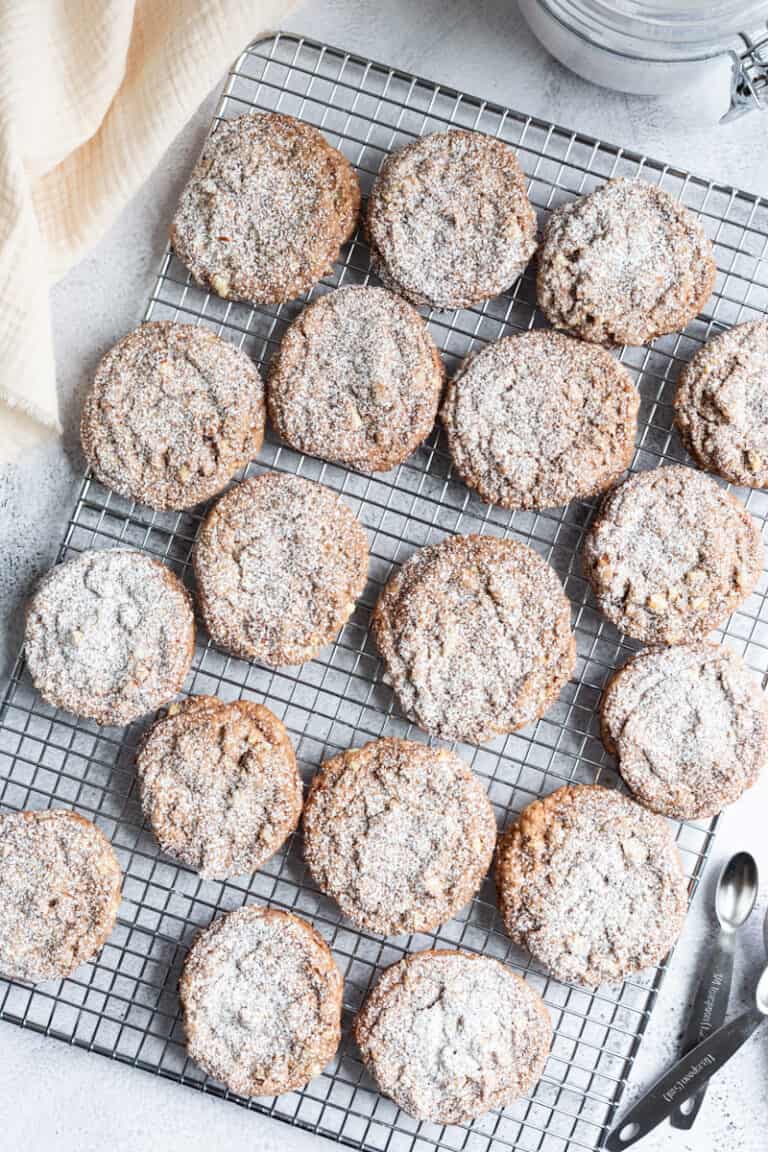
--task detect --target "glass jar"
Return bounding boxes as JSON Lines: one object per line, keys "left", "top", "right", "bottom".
{"left": 519, "top": 0, "right": 768, "bottom": 117}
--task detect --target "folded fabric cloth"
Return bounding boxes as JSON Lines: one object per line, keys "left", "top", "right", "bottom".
{"left": 0, "top": 0, "right": 294, "bottom": 462}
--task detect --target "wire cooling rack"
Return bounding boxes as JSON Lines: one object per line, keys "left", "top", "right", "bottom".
{"left": 2, "top": 30, "right": 768, "bottom": 1152}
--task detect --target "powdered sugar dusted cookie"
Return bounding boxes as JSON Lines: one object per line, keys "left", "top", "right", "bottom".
{"left": 25, "top": 549, "right": 195, "bottom": 726}
{"left": 354, "top": 949, "right": 551, "bottom": 1123}
{"left": 366, "top": 130, "right": 537, "bottom": 310}
{"left": 441, "top": 330, "right": 638, "bottom": 509}
{"left": 180, "top": 905, "right": 342, "bottom": 1096}
{"left": 601, "top": 644, "right": 768, "bottom": 820}
{"left": 137, "top": 697, "right": 302, "bottom": 879}
{"left": 171, "top": 112, "right": 360, "bottom": 304}
{"left": 268, "top": 286, "right": 444, "bottom": 472}
{"left": 496, "top": 785, "right": 688, "bottom": 986}
{"left": 372, "top": 534, "right": 575, "bottom": 743}
{"left": 303, "top": 738, "right": 496, "bottom": 935}
{"left": 674, "top": 319, "right": 768, "bottom": 487}
{"left": 81, "top": 322, "right": 265, "bottom": 511}
{"left": 193, "top": 472, "right": 368, "bottom": 666}
{"left": 537, "top": 179, "right": 716, "bottom": 345}
{"left": 583, "top": 465, "right": 763, "bottom": 644}
{"left": 0, "top": 809, "right": 122, "bottom": 983}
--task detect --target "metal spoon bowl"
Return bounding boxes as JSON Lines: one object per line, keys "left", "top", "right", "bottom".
{"left": 717, "top": 851, "right": 759, "bottom": 931}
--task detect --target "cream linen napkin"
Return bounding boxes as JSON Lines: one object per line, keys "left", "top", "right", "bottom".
{"left": 0, "top": 0, "right": 295, "bottom": 462}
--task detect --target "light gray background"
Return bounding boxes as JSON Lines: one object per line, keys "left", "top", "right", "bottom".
{"left": 2, "top": 2, "right": 767, "bottom": 1149}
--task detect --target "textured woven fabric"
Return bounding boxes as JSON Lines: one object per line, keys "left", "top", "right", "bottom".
{"left": 0, "top": 0, "right": 293, "bottom": 460}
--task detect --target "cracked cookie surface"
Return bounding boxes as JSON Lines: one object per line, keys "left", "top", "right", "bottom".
{"left": 268, "top": 286, "right": 444, "bottom": 472}
{"left": 353, "top": 949, "right": 551, "bottom": 1123}
{"left": 81, "top": 321, "right": 265, "bottom": 511}
{"left": 193, "top": 472, "right": 368, "bottom": 666}
{"left": 137, "top": 696, "right": 302, "bottom": 879}
{"left": 372, "top": 534, "right": 575, "bottom": 743}
{"left": 674, "top": 319, "right": 768, "bottom": 487}
{"left": 537, "top": 178, "right": 716, "bottom": 345}
{"left": 303, "top": 738, "right": 496, "bottom": 935}
{"left": 441, "top": 330, "right": 638, "bottom": 509}
{"left": 180, "top": 905, "right": 342, "bottom": 1096}
{"left": 171, "top": 111, "right": 360, "bottom": 304}
{"left": 365, "top": 130, "right": 537, "bottom": 310}
{"left": 601, "top": 643, "right": 768, "bottom": 820}
{"left": 0, "top": 809, "right": 122, "bottom": 983}
{"left": 582, "top": 465, "right": 763, "bottom": 644}
{"left": 496, "top": 785, "right": 688, "bottom": 987}
{"left": 25, "top": 549, "right": 195, "bottom": 726}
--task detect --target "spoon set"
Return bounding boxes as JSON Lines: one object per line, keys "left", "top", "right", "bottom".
{"left": 607, "top": 852, "right": 763, "bottom": 1148}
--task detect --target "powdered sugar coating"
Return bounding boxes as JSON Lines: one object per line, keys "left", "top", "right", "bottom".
{"left": 303, "top": 738, "right": 496, "bottom": 935}
{"left": 137, "top": 697, "right": 302, "bottom": 879}
{"left": 366, "top": 130, "right": 537, "bottom": 310}
{"left": 353, "top": 949, "right": 551, "bottom": 1123}
{"left": 583, "top": 465, "right": 763, "bottom": 644}
{"left": 268, "top": 286, "right": 444, "bottom": 472}
{"left": 193, "top": 473, "right": 369, "bottom": 666}
{"left": 372, "top": 534, "right": 575, "bottom": 743}
{"left": 441, "top": 330, "right": 638, "bottom": 510}
{"left": 537, "top": 178, "right": 716, "bottom": 345}
{"left": 180, "top": 905, "right": 342, "bottom": 1097}
{"left": 601, "top": 644, "right": 768, "bottom": 820}
{"left": 171, "top": 112, "right": 360, "bottom": 305}
{"left": 81, "top": 322, "right": 265, "bottom": 511}
{"left": 675, "top": 319, "right": 768, "bottom": 487}
{"left": 496, "top": 785, "right": 688, "bottom": 987}
{"left": 25, "top": 549, "right": 195, "bottom": 726}
{"left": 0, "top": 809, "right": 122, "bottom": 983}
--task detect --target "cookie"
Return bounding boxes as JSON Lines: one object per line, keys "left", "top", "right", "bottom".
{"left": 0, "top": 809, "right": 122, "bottom": 983}
{"left": 171, "top": 111, "right": 360, "bottom": 304}
{"left": 601, "top": 643, "right": 768, "bottom": 820}
{"left": 496, "top": 785, "right": 688, "bottom": 986}
{"left": 674, "top": 319, "right": 768, "bottom": 487}
{"left": 537, "top": 178, "right": 716, "bottom": 345}
{"left": 25, "top": 549, "right": 195, "bottom": 726}
{"left": 365, "top": 129, "right": 537, "bottom": 310}
{"left": 441, "top": 330, "right": 638, "bottom": 510}
{"left": 137, "top": 696, "right": 302, "bottom": 879}
{"left": 267, "top": 286, "right": 444, "bottom": 472}
{"left": 193, "top": 472, "right": 368, "bottom": 666}
{"left": 303, "top": 738, "right": 496, "bottom": 935}
{"left": 180, "top": 904, "right": 342, "bottom": 1096}
{"left": 582, "top": 465, "right": 763, "bottom": 644}
{"left": 372, "top": 534, "right": 575, "bottom": 743}
{"left": 81, "top": 321, "right": 265, "bottom": 511}
{"left": 353, "top": 949, "right": 551, "bottom": 1123}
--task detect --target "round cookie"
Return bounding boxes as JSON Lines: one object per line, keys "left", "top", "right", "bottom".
{"left": 601, "top": 643, "right": 768, "bottom": 820}
{"left": 267, "top": 286, "right": 444, "bottom": 472}
{"left": 171, "top": 111, "right": 360, "bottom": 304}
{"left": 365, "top": 129, "right": 537, "bottom": 311}
{"left": 441, "top": 330, "right": 638, "bottom": 510}
{"left": 180, "top": 905, "right": 342, "bottom": 1096}
{"left": 137, "top": 696, "right": 302, "bottom": 879}
{"left": 303, "top": 738, "right": 496, "bottom": 935}
{"left": 0, "top": 809, "right": 122, "bottom": 983}
{"left": 496, "top": 784, "right": 688, "bottom": 987}
{"left": 582, "top": 465, "right": 763, "bottom": 644}
{"left": 353, "top": 949, "right": 552, "bottom": 1123}
{"left": 25, "top": 549, "right": 195, "bottom": 726}
{"left": 372, "top": 534, "right": 575, "bottom": 743}
{"left": 81, "top": 321, "right": 265, "bottom": 511}
{"left": 674, "top": 319, "right": 768, "bottom": 487}
{"left": 194, "top": 472, "right": 368, "bottom": 666}
{"left": 537, "top": 178, "right": 716, "bottom": 345}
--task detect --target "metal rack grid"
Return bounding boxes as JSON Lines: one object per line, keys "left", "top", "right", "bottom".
{"left": 1, "top": 30, "right": 768, "bottom": 1152}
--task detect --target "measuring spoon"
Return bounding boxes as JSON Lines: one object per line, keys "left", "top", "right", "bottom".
{"left": 670, "top": 851, "right": 758, "bottom": 1129}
